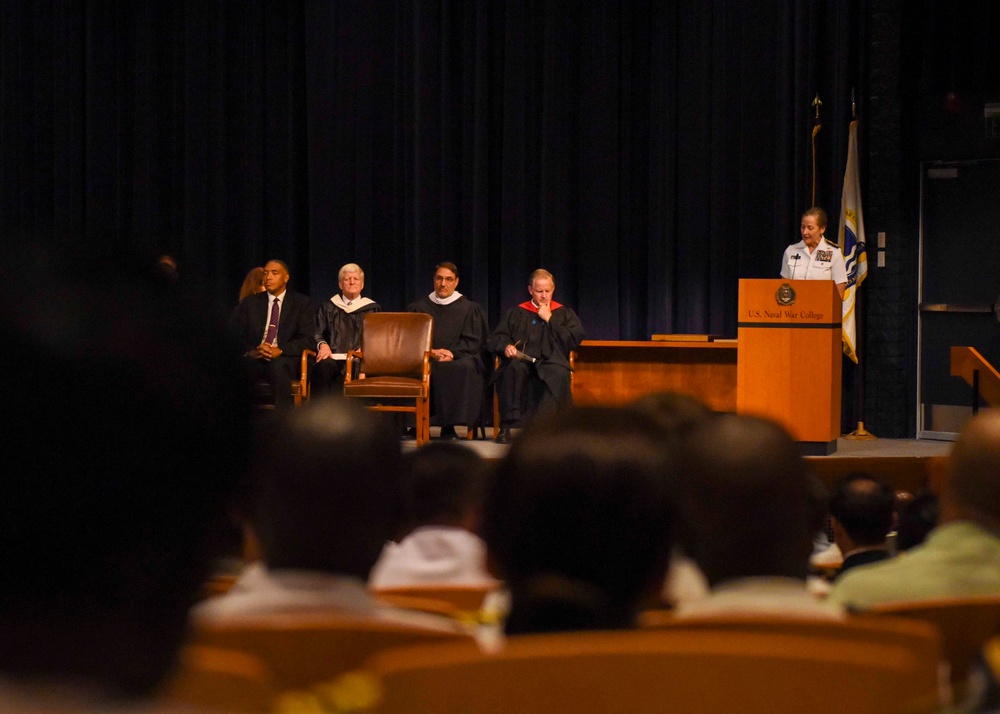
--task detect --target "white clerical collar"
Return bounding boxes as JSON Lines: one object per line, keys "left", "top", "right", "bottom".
{"left": 332, "top": 294, "right": 376, "bottom": 313}
{"left": 428, "top": 291, "right": 463, "bottom": 306}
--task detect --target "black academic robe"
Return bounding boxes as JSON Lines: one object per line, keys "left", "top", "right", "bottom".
{"left": 314, "top": 298, "right": 382, "bottom": 353}
{"left": 407, "top": 295, "right": 489, "bottom": 425}
{"left": 311, "top": 297, "right": 382, "bottom": 396}
{"left": 487, "top": 303, "right": 585, "bottom": 426}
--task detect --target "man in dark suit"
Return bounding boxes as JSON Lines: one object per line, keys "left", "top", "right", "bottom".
{"left": 229, "top": 259, "right": 316, "bottom": 407}
{"left": 828, "top": 473, "right": 895, "bottom": 579}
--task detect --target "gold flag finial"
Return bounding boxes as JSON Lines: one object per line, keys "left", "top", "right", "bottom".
{"left": 812, "top": 93, "right": 823, "bottom": 122}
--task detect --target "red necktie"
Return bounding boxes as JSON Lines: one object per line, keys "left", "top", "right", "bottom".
{"left": 265, "top": 298, "right": 280, "bottom": 345}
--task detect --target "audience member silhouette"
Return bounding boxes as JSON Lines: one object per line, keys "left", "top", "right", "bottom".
{"left": 629, "top": 391, "right": 715, "bottom": 444}
{"left": 674, "top": 413, "right": 841, "bottom": 618}
{"left": 828, "top": 473, "right": 895, "bottom": 579}
{"left": 0, "top": 244, "right": 252, "bottom": 707}
{"left": 194, "top": 398, "right": 456, "bottom": 632}
{"left": 830, "top": 410, "right": 1000, "bottom": 608}
{"left": 480, "top": 407, "right": 676, "bottom": 634}
{"left": 369, "top": 442, "right": 496, "bottom": 588}
{"left": 895, "top": 491, "right": 940, "bottom": 552}
{"left": 629, "top": 391, "right": 715, "bottom": 607}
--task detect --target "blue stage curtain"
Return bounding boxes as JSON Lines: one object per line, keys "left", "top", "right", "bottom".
{"left": 0, "top": 0, "right": 865, "bottom": 337}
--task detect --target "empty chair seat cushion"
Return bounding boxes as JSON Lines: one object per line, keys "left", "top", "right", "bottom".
{"left": 343, "top": 378, "right": 428, "bottom": 398}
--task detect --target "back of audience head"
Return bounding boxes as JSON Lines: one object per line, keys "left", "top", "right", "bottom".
{"left": 828, "top": 473, "right": 895, "bottom": 551}
{"left": 249, "top": 398, "right": 403, "bottom": 579}
{"left": 0, "top": 243, "right": 252, "bottom": 698}
{"left": 629, "top": 391, "right": 715, "bottom": 444}
{"left": 480, "top": 407, "right": 676, "bottom": 635}
{"left": 942, "top": 410, "right": 1000, "bottom": 532}
{"left": 678, "top": 413, "right": 825, "bottom": 587}
{"left": 397, "top": 442, "right": 487, "bottom": 538}
{"left": 896, "top": 491, "right": 940, "bottom": 551}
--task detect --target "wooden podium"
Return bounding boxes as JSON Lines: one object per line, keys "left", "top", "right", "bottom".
{"left": 737, "top": 279, "right": 842, "bottom": 455}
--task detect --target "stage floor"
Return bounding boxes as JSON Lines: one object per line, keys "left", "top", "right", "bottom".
{"left": 404, "top": 429, "right": 953, "bottom": 494}
{"left": 819, "top": 436, "right": 952, "bottom": 458}
{"left": 405, "top": 429, "right": 953, "bottom": 459}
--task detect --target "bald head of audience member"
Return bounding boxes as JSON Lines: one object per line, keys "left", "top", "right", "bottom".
{"left": 829, "top": 473, "right": 896, "bottom": 554}
{"left": 679, "top": 414, "right": 825, "bottom": 587}
{"left": 480, "top": 407, "right": 676, "bottom": 634}
{"left": 249, "top": 398, "right": 403, "bottom": 579}
{"left": 941, "top": 410, "right": 1000, "bottom": 532}
{"left": 0, "top": 244, "right": 252, "bottom": 699}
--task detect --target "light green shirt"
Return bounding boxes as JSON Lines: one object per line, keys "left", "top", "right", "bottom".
{"left": 828, "top": 521, "right": 1000, "bottom": 609}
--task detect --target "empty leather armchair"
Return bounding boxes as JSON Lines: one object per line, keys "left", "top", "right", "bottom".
{"left": 344, "top": 313, "right": 433, "bottom": 444}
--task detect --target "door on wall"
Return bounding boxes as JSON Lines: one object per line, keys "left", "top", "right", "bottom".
{"left": 918, "top": 159, "right": 1000, "bottom": 439}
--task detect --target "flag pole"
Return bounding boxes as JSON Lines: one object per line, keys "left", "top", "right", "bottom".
{"left": 811, "top": 94, "right": 823, "bottom": 206}
{"left": 845, "top": 87, "right": 876, "bottom": 440}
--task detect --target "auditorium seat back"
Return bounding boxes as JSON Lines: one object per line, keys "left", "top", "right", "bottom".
{"left": 361, "top": 626, "right": 941, "bottom": 713}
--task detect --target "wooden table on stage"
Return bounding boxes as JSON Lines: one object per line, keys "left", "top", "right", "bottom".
{"left": 571, "top": 340, "right": 738, "bottom": 411}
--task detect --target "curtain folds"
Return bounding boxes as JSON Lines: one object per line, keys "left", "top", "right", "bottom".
{"left": 1, "top": 0, "right": 866, "bottom": 337}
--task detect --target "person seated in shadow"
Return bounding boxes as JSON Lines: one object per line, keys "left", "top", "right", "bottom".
{"left": 0, "top": 243, "right": 252, "bottom": 709}
{"left": 193, "top": 398, "right": 458, "bottom": 633}
{"left": 674, "top": 413, "right": 843, "bottom": 619}
{"left": 369, "top": 443, "right": 498, "bottom": 589}
{"left": 479, "top": 407, "right": 677, "bottom": 635}
{"left": 629, "top": 391, "right": 716, "bottom": 608}
{"left": 829, "top": 410, "right": 1000, "bottom": 609}
{"left": 828, "top": 473, "right": 896, "bottom": 579}
{"left": 238, "top": 266, "right": 265, "bottom": 302}
{"left": 895, "top": 490, "right": 940, "bottom": 552}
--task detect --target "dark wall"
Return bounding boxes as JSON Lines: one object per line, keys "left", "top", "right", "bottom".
{"left": 862, "top": 0, "right": 1000, "bottom": 436}
{"left": 0, "top": 1, "right": 859, "bottom": 327}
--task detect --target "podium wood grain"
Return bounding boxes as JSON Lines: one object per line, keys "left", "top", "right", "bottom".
{"left": 737, "top": 279, "right": 842, "bottom": 446}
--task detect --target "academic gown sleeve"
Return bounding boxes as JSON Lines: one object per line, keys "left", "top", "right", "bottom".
{"left": 543, "top": 307, "right": 585, "bottom": 362}
{"left": 486, "top": 308, "right": 519, "bottom": 356}
{"left": 451, "top": 302, "right": 489, "bottom": 363}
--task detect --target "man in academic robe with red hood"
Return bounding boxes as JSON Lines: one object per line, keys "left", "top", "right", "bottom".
{"left": 487, "top": 269, "right": 585, "bottom": 444}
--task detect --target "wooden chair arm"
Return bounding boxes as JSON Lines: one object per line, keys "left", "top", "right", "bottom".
{"left": 345, "top": 349, "right": 363, "bottom": 383}
{"left": 300, "top": 349, "right": 316, "bottom": 399}
{"left": 422, "top": 351, "right": 431, "bottom": 386}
